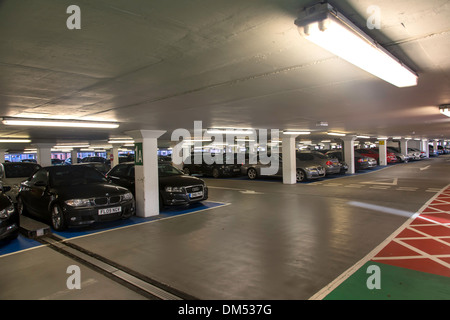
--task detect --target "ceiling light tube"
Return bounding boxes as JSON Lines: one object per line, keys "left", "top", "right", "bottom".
{"left": 439, "top": 105, "right": 450, "bottom": 117}
{"left": 2, "top": 117, "right": 119, "bottom": 129}
{"left": 0, "top": 139, "right": 31, "bottom": 143}
{"left": 327, "top": 132, "right": 346, "bottom": 136}
{"left": 108, "top": 140, "right": 135, "bottom": 144}
{"left": 356, "top": 135, "right": 371, "bottom": 139}
{"left": 295, "top": 3, "right": 418, "bottom": 87}
{"left": 283, "top": 131, "right": 311, "bottom": 135}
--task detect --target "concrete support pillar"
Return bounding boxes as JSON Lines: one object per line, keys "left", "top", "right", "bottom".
{"left": 400, "top": 139, "right": 408, "bottom": 155}
{"left": 0, "top": 149, "right": 6, "bottom": 163}
{"left": 126, "top": 130, "right": 166, "bottom": 217}
{"left": 35, "top": 143, "right": 53, "bottom": 167}
{"left": 422, "top": 139, "right": 429, "bottom": 158}
{"left": 111, "top": 146, "right": 120, "bottom": 168}
{"left": 342, "top": 136, "right": 357, "bottom": 174}
{"left": 282, "top": 135, "right": 298, "bottom": 184}
{"left": 378, "top": 138, "right": 388, "bottom": 166}
{"left": 71, "top": 149, "right": 79, "bottom": 164}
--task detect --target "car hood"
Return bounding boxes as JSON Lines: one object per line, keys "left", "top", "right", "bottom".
{"left": 51, "top": 183, "right": 129, "bottom": 200}
{"left": 159, "top": 175, "right": 205, "bottom": 188}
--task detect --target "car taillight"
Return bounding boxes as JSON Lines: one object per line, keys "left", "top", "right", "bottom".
{"left": 326, "top": 160, "right": 333, "bottom": 166}
{"left": 358, "top": 158, "right": 364, "bottom": 163}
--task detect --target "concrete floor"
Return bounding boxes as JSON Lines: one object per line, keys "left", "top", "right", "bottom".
{"left": 0, "top": 155, "right": 449, "bottom": 300}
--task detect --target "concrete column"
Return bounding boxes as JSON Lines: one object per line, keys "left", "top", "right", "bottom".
{"left": 342, "top": 136, "right": 356, "bottom": 174}
{"left": 282, "top": 135, "right": 298, "bottom": 184}
{"left": 0, "top": 149, "right": 6, "bottom": 163}
{"left": 111, "top": 146, "right": 120, "bottom": 168}
{"left": 399, "top": 139, "right": 408, "bottom": 155}
{"left": 70, "top": 149, "right": 79, "bottom": 164}
{"left": 421, "top": 139, "right": 429, "bottom": 158}
{"left": 378, "top": 138, "right": 388, "bottom": 166}
{"left": 35, "top": 143, "right": 53, "bottom": 167}
{"left": 126, "top": 130, "right": 166, "bottom": 217}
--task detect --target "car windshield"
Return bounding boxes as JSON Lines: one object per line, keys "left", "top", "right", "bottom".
{"left": 3, "top": 163, "right": 40, "bottom": 178}
{"left": 158, "top": 164, "right": 183, "bottom": 177}
{"left": 49, "top": 166, "right": 107, "bottom": 187}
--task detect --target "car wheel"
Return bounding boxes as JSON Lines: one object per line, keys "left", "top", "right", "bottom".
{"left": 183, "top": 167, "right": 191, "bottom": 175}
{"left": 51, "top": 204, "right": 67, "bottom": 231}
{"left": 212, "top": 168, "right": 220, "bottom": 178}
{"left": 17, "top": 196, "right": 28, "bottom": 215}
{"left": 247, "top": 168, "right": 258, "bottom": 180}
{"left": 296, "top": 169, "right": 306, "bottom": 182}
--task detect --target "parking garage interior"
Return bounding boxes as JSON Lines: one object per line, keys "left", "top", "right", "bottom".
{"left": 0, "top": 0, "right": 450, "bottom": 307}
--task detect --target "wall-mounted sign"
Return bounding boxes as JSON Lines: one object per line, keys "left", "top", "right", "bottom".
{"left": 135, "top": 142, "right": 143, "bottom": 166}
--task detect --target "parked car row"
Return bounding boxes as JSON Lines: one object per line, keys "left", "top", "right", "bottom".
{"left": 0, "top": 158, "right": 210, "bottom": 233}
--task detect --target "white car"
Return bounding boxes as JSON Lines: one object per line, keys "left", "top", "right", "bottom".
{"left": 0, "top": 162, "right": 41, "bottom": 202}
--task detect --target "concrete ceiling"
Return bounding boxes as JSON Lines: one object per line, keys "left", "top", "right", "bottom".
{"left": 0, "top": 0, "right": 449, "bottom": 150}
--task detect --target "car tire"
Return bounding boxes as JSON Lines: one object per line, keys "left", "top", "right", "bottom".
{"left": 212, "top": 168, "right": 220, "bottom": 178}
{"left": 17, "top": 196, "right": 28, "bottom": 215}
{"left": 247, "top": 168, "right": 258, "bottom": 180}
{"left": 51, "top": 204, "right": 67, "bottom": 231}
{"left": 296, "top": 169, "right": 306, "bottom": 182}
{"left": 183, "top": 167, "right": 191, "bottom": 175}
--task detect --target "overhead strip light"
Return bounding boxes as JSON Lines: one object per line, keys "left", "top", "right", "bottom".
{"left": 439, "top": 104, "right": 450, "bottom": 117}
{"left": 283, "top": 131, "right": 311, "bottom": 135}
{"left": 0, "top": 139, "right": 31, "bottom": 143}
{"left": 2, "top": 117, "right": 119, "bottom": 129}
{"left": 294, "top": 3, "right": 418, "bottom": 87}
{"left": 327, "top": 132, "right": 346, "bottom": 137}
{"left": 108, "top": 140, "right": 135, "bottom": 144}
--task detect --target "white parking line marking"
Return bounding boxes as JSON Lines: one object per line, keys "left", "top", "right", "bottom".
{"left": 420, "top": 165, "right": 431, "bottom": 171}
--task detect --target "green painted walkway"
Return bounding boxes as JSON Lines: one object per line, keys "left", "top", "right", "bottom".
{"left": 324, "top": 261, "right": 450, "bottom": 300}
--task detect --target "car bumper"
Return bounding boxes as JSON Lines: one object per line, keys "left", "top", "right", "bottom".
{"left": 325, "top": 166, "right": 341, "bottom": 175}
{"left": 62, "top": 200, "right": 135, "bottom": 227}
{"left": 305, "top": 168, "right": 326, "bottom": 180}
{"left": 162, "top": 187, "right": 209, "bottom": 206}
{"left": 0, "top": 213, "right": 19, "bottom": 240}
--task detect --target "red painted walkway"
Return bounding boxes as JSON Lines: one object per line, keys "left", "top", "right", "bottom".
{"left": 372, "top": 186, "right": 450, "bottom": 278}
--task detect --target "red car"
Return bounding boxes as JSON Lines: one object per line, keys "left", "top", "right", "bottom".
{"left": 355, "top": 148, "right": 397, "bottom": 164}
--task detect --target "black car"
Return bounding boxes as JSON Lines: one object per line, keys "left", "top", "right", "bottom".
{"left": 0, "top": 187, "right": 19, "bottom": 241}
{"left": 326, "top": 150, "right": 373, "bottom": 172}
{"left": 106, "top": 162, "right": 208, "bottom": 209}
{"left": 182, "top": 153, "right": 241, "bottom": 178}
{"left": 17, "top": 166, "right": 135, "bottom": 231}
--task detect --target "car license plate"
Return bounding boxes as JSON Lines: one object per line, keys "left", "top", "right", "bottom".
{"left": 98, "top": 206, "right": 122, "bottom": 215}
{"left": 189, "top": 191, "right": 203, "bottom": 198}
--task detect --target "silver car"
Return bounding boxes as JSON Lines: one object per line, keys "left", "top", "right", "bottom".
{"left": 297, "top": 151, "right": 341, "bottom": 175}
{"left": 241, "top": 155, "right": 325, "bottom": 182}
{"left": 387, "top": 147, "right": 410, "bottom": 163}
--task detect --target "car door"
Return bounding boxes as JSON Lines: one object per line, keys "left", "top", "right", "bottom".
{"left": 21, "top": 168, "right": 51, "bottom": 217}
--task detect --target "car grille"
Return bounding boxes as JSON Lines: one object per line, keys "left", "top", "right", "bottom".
{"left": 185, "top": 185, "right": 204, "bottom": 195}
{"left": 94, "top": 195, "right": 122, "bottom": 206}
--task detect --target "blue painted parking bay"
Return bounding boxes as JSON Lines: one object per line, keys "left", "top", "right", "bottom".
{"left": 0, "top": 201, "right": 227, "bottom": 256}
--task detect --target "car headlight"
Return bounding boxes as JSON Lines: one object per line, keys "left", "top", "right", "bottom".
{"left": 65, "top": 199, "right": 93, "bottom": 207}
{"left": 165, "top": 186, "right": 184, "bottom": 193}
{"left": 0, "top": 205, "right": 15, "bottom": 219}
{"left": 122, "top": 192, "right": 133, "bottom": 201}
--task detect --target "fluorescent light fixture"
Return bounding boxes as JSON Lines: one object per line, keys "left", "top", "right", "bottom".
{"left": 295, "top": 3, "right": 418, "bottom": 87}
{"left": 283, "top": 131, "right": 311, "bottom": 135}
{"left": 0, "top": 139, "right": 31, "bottom": 143}
{"left": 108, "top": 140, "right": 135, "bottom": 144}
{"left": 439, "top": 104, "right": 450, "bottom": 117}
{"left": 356, "top": 135, "right": 371, "bottom": 139}
{"left": 392, "top": 136, "right": 402, "bottom": 140}
{"left": 207, "top": 128, "right": 254, "bottom": 135}
{"left": 327, "top": 132, "right": 346, "bottom": 136}
{"left": 2, "top": 117, "right": 119, "bottom": 128}
{"left": 54, "top": 144, "right": 89, "bottom": 148}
